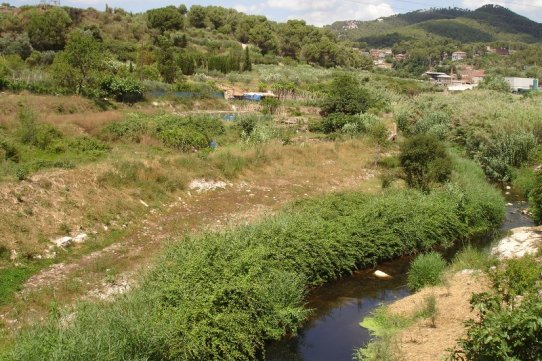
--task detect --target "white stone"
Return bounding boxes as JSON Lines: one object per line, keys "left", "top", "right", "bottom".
{"left": 53, "top": 236, "right": 73, "bottom": 248}
{"left": 188, "top": 179, "right": 228, "bottom": 193}
{"left": 73, "top": 233, "right": 88, "bottom": 244}
{"left": 491, "top": 227, "right": 542, "bottom": 260}
{"left": 139, "top": 200, "right": 149, "bottom": 207}
{"left": 374, "top": 270, "right": 392, "bottom": 279}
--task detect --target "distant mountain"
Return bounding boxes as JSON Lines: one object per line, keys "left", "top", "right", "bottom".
{"left": 328, "top": 5, "right": 542, "bottom": 47}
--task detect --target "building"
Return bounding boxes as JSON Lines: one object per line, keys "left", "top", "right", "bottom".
{"left": 451, "top": 51, "right": 467, "bottom": 61}
{"left": 425, "top": 71, "right": 452, "bottom": 85}
{"left": 394, "top": 53, "right": 406, "bottom": 62}
{"left": 496, "top": 47, "right": 510, "bottom": 56}
{"left": 505, "top": 77, "right": 539, "bottom": 92}
{"left": 459, "top": 68, "right": 486, "bottom": 84}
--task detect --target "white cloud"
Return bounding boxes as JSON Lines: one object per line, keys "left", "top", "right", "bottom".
{"left": 259, "top": 0, "right": 395, "bottom": 26}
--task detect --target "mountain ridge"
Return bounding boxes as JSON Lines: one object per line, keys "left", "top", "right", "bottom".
{"left": 328, "top": 4, "right": 542, "bottom": 46}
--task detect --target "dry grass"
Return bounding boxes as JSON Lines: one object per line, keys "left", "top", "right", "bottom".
{"left": 0, "top": 136, "right": 384, "bottom": 332}
{"left": 389, "top": 272, "right": 489, "bottom": 361}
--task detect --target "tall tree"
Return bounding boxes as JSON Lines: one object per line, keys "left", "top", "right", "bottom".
{"left": 52, "top": 30, "right": 102, "bottom": 94}
{"left": 243, "top": 47, "right": 252, "bottom": 72}
{"left": 147, "top": 6, "right": 184, "bottom": 33}
{"left": 25, "top": 7, "right": 72, "bottom": 51}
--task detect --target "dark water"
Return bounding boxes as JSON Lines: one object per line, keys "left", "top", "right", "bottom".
{"left": 266, "top": 257, "right": 412, "bottom": 361}
{"left": 266, "top": 192, "right": 533, "bottom": 361}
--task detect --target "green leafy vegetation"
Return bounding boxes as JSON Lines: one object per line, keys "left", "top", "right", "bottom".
{"left": 400, "top": 134, "right": 452, "bottom": 192}
{"left": 407, "top": 252, "right": 447, "bottom": 291}
{"left": 449, "top": 257, "right": 542, "bottom": 361}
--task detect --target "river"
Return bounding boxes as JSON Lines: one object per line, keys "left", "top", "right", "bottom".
{"left": 266, "top": 196, "right": 534, "bottom": 361}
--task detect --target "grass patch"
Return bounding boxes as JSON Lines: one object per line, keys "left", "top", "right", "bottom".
{"left": 0, "top": 262, "right": 49, "bottom": 306}
{"left": 407, "top": 252, "right": 447, "bottom": 291}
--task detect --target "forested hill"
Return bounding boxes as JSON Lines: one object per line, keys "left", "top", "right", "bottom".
{"left": 329, "top": 5, "right": 542, "bottom": 47}
{"left": 0, "top": 3, "right": 373, "bottom": 74}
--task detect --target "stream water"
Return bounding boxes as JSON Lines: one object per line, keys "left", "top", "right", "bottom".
{"left": 266, "top": 195, "right": 534, "bottom": 361}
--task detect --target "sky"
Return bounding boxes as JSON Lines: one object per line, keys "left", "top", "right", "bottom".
{"left": 9, "top": 0, "right": 542, "bottom": 25}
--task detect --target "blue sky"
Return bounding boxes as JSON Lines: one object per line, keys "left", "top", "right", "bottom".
{"left": 9, "top": 0, "right": 542, "bottom": 25}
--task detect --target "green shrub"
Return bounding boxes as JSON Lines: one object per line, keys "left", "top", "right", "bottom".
{"left": 261, "top": 97, "right": 280, "bottom": 115}
{"left": 100, "top": 76, "right": 145, "bottom": 103}
{"left": 310, "top": 113, "right": 380, "bottom": 134}
{"left": 320, "top": 72, "right": 373, "bottom": 116}
{"left": 157, "top": 128, "right": 208, "bottom": 151}
{"left": 101, "top": 114, "right": 149, "bottom": 142}
{"left": 450, "top": 257, "right": 542, "bottom": 361}
{"left": 491, "top": 256, "right": 541, "bottom": 301}
{"left": 528, "top": 170, "right": 542, "bottom": 224}
{"left": 0, "top": 136, "right": 20, "bottom": 162}
{"left": 407, "top": 252, "right": 447, "bottom": 291}
{"left": 400, "top": 134, "right": 452, "bottom": 192}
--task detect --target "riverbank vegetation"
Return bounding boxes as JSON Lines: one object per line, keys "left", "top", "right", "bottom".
{"left": 2, "top": 150, "right": 504, "bottom": 359}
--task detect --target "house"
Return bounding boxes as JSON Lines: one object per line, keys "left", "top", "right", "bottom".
{"left": 496, "top": 47, "right": 510, "bottom": 56}
{"left": 451, "top": 51, "right": 467, "bottom": 61}
{"left": 394, "top": 54, "right": 406, "bottom": 62}
{"left": 425, "top": 72, "right": 452, "bottom": 85}
{"left": 436, "top": 74, "right": 452, "bottom": 85}
{"left": 369, "top": 49, "right": 380, "bottom": 60}
{"left": 459, "top": 67, "right": 486, "bottom": 84}
{"left": 505, "top": 77, "right": 538, "bottom": 92}
{"left": 369, "top": 49, "right": 393, "bottom": 60}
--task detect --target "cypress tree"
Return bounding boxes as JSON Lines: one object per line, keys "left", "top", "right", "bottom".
{"left": 243, "top": 47, "right": 252, "bottom": 72}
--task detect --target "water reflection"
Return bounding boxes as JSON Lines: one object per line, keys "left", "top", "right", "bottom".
{"left": 266, "top": 257, "right": 412, "bottom": 361}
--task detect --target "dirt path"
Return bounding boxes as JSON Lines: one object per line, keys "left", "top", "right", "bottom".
{"left": 1, "top": 140, "right": 380, "bottom": 329}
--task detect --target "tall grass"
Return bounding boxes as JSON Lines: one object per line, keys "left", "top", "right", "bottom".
{"left": 3, "top": 157, "right": 504, "bottom": 361}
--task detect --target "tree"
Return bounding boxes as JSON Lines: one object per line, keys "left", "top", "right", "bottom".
{"left": 320, "top": 72, "right": 372, "bottom": 116}
{"left": 52, "top": 30, "right": 102, "bottom": 94}
{"left": 243, "top": 47, "right": 252, "bottom": 72}
{"left": 25, "top": 7, "right": 72, "bottom": 51}
{"left": 188, "top": 5, "right": 207, "bottom": 28}
{"left": 156, "top": 40, "right": 177, "bottom": 83}
{"left": 0, "top": 32, "right": 32, "bottom": 59}
{"left": 249, "top": 21, "right": 277, "bottom": 55}
{"left": 147, "top": 6, "right": 184, "bottom": 33}
{"left": 399, "top": 134, "right": 452, "bottom": 192}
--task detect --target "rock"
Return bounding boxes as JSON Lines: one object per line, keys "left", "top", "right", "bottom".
{"left": 139, "top": 200, "right": 149, "bottom": 208}
{"left": 73, "top": 233, "right": 88, "bottom": 244}
{"left": 9, "top": 249, "right": 17, "bottom": 261}
{"left": 507, "top": 203, "right": 514, "bottom": 206}
{"left": 188, "top": 179, "right": 228, "bottom": 192}
{"left": 506, "top": 186, "right": 512, "bottom": 190}
{"left": 53, "top": 236, "right": 73, "bottom": 248}
{"left": 491, "top": 227, "right": 542, "bottom": 259}
{"left": 374, "top": 270, "right": 392, "bottom": 279}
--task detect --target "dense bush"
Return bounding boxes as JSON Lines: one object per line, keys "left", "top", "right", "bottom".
{"left": 400, "top": 134, "right": 452, "bottom": 192}
{"left": 450, "top": 257, "right": 542, "bottom": 361}
{"left": 100, "top": 76, "right": 145, "bottom": 103}
{"left": 309, "top": 113, "right": 381, "bottom": 134}
{"left": 320, "top": 72, "right": 373, "bottom": 116}
{"left": 529, "top": 170, "right": 542, "bottom": 224}
{"left": 102, "top": 113, "right": 225, "bottom": 152}
{"left": 4, "top": 156, "right": 504, "bottom": 361}
{"left": 407, "top": 252, "right": 447, "bottom": 291}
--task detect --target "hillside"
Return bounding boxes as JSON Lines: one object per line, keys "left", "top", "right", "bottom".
{"left": 329, "top": 5, "right": 542, "bottom": 47}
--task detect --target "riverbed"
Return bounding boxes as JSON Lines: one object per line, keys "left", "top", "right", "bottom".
{"left": 266, "top": 197, "right": 533, "bottom": 361}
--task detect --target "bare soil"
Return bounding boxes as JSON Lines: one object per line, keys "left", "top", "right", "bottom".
{"left": 390, "top": 272, "right": 489, "bottom": 361}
